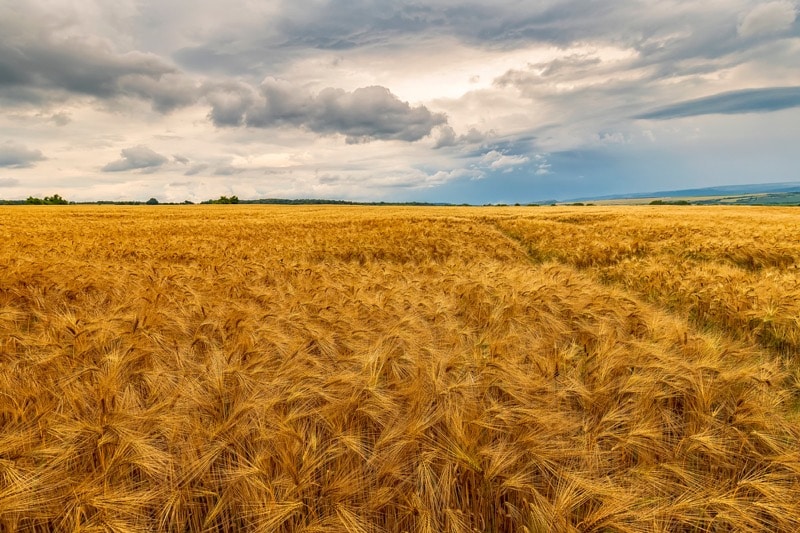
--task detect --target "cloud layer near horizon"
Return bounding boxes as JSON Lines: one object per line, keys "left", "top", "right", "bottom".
{"left": 0, "top": 0, "right": 798, "bottom": 203}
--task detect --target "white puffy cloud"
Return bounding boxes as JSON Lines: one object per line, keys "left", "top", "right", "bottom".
{"left": 480, "top": 150, "right": 530, "bottom": 170}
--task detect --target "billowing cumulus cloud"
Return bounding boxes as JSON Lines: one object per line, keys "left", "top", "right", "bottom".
{"left": 434, "top": 125, "right": 458, "bottom": 148}
{"left": 207, "top": 79, "right": 447, "bottom": 143}
{"left": 203, "top": 81, "right": 258, "bottom": 126}
{"left": 0, "top": 142, "right": 46, "bottom": 168}
{"left": 434, "top": 125, "right": 488, "bottom": 149}
{"left": 102, "top": 146, "right": 169, "bottom": 172}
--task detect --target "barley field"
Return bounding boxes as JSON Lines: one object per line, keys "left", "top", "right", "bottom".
{"left": 1, "top": 205, "right": 799, "bottom": 532}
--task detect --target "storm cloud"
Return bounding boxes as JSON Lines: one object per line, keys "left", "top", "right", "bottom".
{"left": 209, "top": 79, "right": 447, "bottom": 143}
{"left": 0, "top": 142, "right": 45, "bottom": 168}
{"left": 102, "top": 146, "right": 169, "bottom": 172}
{"left": 0, "top": 4, "right": 197, "bottom": 111}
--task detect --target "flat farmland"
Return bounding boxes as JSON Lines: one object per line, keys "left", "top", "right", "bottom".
{"left": 1, "top": 205, "right": 799, "bottom": 532}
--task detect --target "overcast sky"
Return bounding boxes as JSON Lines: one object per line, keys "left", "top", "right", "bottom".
{"left": 1, "top": 0, "right": 798, "bottom": 203}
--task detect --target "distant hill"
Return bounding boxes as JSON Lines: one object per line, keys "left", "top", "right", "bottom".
{"left": 564, "top": 181, "right": 800, "bottom": 205}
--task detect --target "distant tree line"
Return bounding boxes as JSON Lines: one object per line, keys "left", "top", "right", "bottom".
{"left": 1, "top": 194, "right": 553, "bottom": 207}
{"left": 202, "top": 195, "right": 239, "bottom": 204}
{"left": 649, "top": 200, "right": 692, "bottom": 205}
{"left": 200, "top": 197, "right": 457, "bottom": 205}
{"left": 236, "top": 199, "right": 454, "bottom": 206}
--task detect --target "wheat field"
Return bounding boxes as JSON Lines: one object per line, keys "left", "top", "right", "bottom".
{"left": 1, "top": 205, "right": 799, "bottom": 532}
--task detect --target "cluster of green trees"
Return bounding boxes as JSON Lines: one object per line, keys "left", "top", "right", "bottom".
{"left": 25, "top": 194, "right": 69, "bottom": 205}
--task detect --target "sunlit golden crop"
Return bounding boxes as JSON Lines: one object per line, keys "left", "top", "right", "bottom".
{"left": 1, "top": 205, "right": 799, "bottom": 532}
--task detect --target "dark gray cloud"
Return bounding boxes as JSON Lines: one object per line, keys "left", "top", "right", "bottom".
{"left": 50, "top": 113, "right": 71, "bottom": 126}
{"left": 102, "top": 146, "right": 168, "bottom": 172}
{"left": 175, "top": 0, "right": 800, "bottom": 143}
{"left": 433, "top": 125, "right": 457, "bottom": 148}
{"left": 209, "top": 79, "right": 446, "bottom": 143}
{"left": 119, "top": 73, "right": 200, "bottom": 113}
{"left": 485, "top": 1, "right": 798, "bottom": 123}
{"left": 275, "top": 1, "right": 434, "bottom": 49}
{"left": 434, "top": 126, "right": 489, "bottom": 149}
{"left": 174, "top": 44, "right": 278, "bottom": 78}
{"left": 269, "top": 1, "right": 754, "bottom": 55}
{"left": 270, "top": 1, "right": 796, "bottom": 104}
{"left": 270, "top": 1, "right": 644, "bottom": 52}
{"left": 637, "top": 87, "right": 800, "bottom": 120}
{"left": 0, "top": 177, "right": 20, "bottom": 187}
{"left": 0, "top": 6, "right": 198, "bottom": 111}
{"left": 174, "top": 3, "right": 651, "bottom": 79}
{"left": 0, "top": 142, "right": 46, "bottom": 168}
{"left": 203, "top": 81, "right": 257, "bottom": 127}
{"left": 184, "top": 163, "right": 209, "bottom": 176}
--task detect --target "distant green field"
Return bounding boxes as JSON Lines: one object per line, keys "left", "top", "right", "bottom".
{"left": 698, "top": 192, "right": 800, "bottom": 205}
{"left": 588, "top": 192, "right": 800, "bottom": 206}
